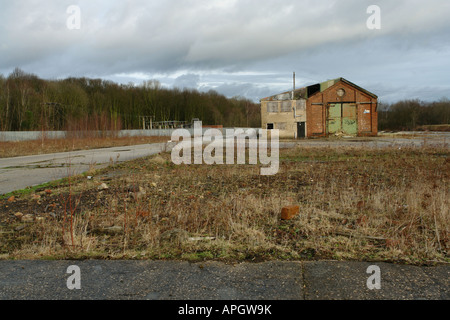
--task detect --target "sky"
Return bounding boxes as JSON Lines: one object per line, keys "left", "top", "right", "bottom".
{"left": 0, "top": 0, "right": 449, "bottom": 103}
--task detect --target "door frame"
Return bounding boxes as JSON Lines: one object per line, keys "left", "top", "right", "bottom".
{"left": 297, "top": 122, "right": 306, "bottom": 139}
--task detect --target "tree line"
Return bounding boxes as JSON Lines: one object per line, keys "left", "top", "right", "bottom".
{"left": 0, "top": 68, "right": 261, "bottom": 132}
{"left": 378, "top": 99, "right": 450, "bottom": 131}
{"left": 2, "top": 68, "right": 448, "bottom": 133}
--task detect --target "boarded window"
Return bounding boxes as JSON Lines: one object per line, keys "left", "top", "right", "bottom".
{"left": 281, "top": 101, "right": 292, "bottom": 112}
{"left": 296, "top": 99, "right": 306, "bottom": 112}
{"left": 267, "top": 102, "right": 278, "bottom": 113}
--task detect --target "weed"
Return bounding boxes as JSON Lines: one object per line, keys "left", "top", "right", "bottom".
{"left": 0, "top": 145, "right": 448, "bottom": 264}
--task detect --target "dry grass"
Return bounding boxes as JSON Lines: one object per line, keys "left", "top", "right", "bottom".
{"left": 0, "top": 135, "right": 170, "bottom": 158}
{"left": 417, "top": 125, "right": 450, "bottom": 132}
{"left": 0, "top": 145, "right": 448, "bottom": 264}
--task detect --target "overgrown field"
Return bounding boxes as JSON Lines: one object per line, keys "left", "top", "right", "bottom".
{"left": 0, "top": 145, "right": 448, "bottom": 265}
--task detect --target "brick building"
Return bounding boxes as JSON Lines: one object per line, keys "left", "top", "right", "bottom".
{"left": 260, "top": 78, "right": 378, "bottom": 138}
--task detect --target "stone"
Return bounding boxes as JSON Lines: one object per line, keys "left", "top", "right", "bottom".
{"left": 281, "top": 205, "right": 300, "bottom": 220}
{"left": 98, "top": 183, "right": 109, "bottom": 190}
{"left": 14, "top": 212, "right": 24, "bottom": 219}
{"left": 22, "top": 214, "right": 35, "bottom": 222}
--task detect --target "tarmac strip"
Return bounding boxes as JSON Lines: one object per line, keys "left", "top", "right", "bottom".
{"left": 0, "top": 260, "right": 448, "bottom": 300}
{"left": 0, "top": 142, "right": 171, "bottom": 195}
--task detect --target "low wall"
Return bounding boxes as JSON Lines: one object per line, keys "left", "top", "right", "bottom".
{"left": 0, "top": 131, "right": 66, "bottom": 141}
{"left": 0, "top": 128, "right": 258, "bottom": 142}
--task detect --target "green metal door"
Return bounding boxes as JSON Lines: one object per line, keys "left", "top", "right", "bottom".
{"left": 327, "top": 104, "right": 342, "bottom": 134}
{"left": 342, "top": 104, "right": 357, "bottom": 135}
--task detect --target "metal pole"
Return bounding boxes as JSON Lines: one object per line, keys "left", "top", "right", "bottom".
{"left": 293, "top": 72, "right": 295, "bottom": 100}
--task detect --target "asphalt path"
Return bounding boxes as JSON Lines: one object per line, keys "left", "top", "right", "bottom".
{"left": 0, "top": 260, "right": 447, "bottom": 300}
{"left": 0, "top": 142, "right": 172, "bottom": 195}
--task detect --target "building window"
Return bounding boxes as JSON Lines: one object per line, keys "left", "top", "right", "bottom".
{"left": 267, "top": 123, "right": 274, "bottom": 130}
{"left": 267, "top": 102, "right": 278, "bottom": 113}
{"left": 337, "top": 88, "right": 346, "bottom": 97}
{"left": 296, "top": 99, "right": 306, "bottom": 112}
{"left": 281, "top": 101, "right": 292, "bottom": 112}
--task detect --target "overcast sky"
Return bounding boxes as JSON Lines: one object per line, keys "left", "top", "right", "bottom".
{"left": 1, "top": 0, "right": 449, "bottom": 103}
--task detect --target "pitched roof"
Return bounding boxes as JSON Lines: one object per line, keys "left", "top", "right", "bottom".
{"left": 260, "top": 77, "right": 377, "bottom": 101}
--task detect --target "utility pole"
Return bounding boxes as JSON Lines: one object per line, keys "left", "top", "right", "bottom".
{"left": 292, "top": 72, "right": 296, "bottom": 100}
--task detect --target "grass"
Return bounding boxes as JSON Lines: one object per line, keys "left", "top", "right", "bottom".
{"left": 1, "top": 178, "right": 73, "bottom": 201}
{"left": 0, "top": 135, "right": 170, "bottom": 158}
{"left": 417, "top": 125, "right": 450, "bottom": 132}
{"left": 0, "top": 144, "right": 448, "bottom": 265}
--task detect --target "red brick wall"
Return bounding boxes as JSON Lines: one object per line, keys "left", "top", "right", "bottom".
{"left": 306, "top": 92, "right": 326, "bottom": 137}
{"left": 306, "top": 80, "right": 378, "bottom": 137}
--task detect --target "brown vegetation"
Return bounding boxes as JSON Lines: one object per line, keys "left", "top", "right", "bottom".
{"left": 0, "top": 145, "right": 448, "bottom": 265}
{"left": 417, "top": 125, "right": 450, "bottom": 132}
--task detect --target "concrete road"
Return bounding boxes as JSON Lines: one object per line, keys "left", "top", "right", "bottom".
{"left": 0, "top": 142, "right": 172, "bottom": 195}
{"left": 0, "top": 260, "right": 448, "bottom": 300}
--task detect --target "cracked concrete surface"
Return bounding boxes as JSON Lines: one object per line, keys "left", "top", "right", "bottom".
{"left": 0, "top": 260, "right": 447, "bottom": 300}
{"left": 0, "top": 142, "right": 172, "bottom": 195}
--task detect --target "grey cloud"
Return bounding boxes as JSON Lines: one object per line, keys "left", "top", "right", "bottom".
{"left": 0, "top": 0, "right": 449, "bottom": 102}
{"left": 173, "top": 74, "right": 200, "bottom": 89}
{"left": 200, "top": 82, "right": 274, "bottom": 101}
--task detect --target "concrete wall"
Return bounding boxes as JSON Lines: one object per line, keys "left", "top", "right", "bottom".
{"left": 0, "top": 128, "right": 258, "bottom": 142}
{"left": 0, "top": 131, "right": 66, "bottom": 142}
{"left": 261, "top": 100, "right": 307, "bottom": 139}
